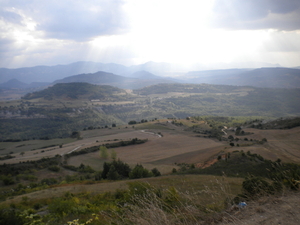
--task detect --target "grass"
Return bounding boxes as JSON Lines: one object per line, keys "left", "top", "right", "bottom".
{"left": 133, "top": 122, "right": 175, "bottom": 130}
{"left": 0, "top": 138, "right": 75, "bottom": 155}
{"left": 2, "top": 174, "right": 243, "bottom": 204}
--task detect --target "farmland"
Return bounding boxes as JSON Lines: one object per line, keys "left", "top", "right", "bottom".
{"left": 2, "top": 118, "right": 300, "bottom": 171}
{"left": 1, "top": 83, "right": 300, "bottom": 224}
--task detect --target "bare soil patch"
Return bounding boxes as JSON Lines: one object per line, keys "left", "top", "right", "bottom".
{"left": 220, "top": 191, "right": 300, "bottom": 225}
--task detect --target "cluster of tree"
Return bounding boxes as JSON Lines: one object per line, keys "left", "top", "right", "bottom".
{"left": 62, "top": 163, "right": 95, "bottom": 173}
{"left": 0, "top": 155, "right": 15, "bottom": 160}
{"left": 134, "top": 83, "right": 238, "bottom": 95}
{"left": 0, "top": 155, "right": 61, "bottom": 176}
{"left": 251, "top": 117, "right": 300, "bottom": 129}
{"left": 64, "top": 138, "right": 147, "bottom": 161}
{"left": 128, "top": 119, "right": 150, "bottom": 124}
{"left": 179, "top": 150, "right": 300, "bottom": 190}
{"left": 100, "top": 160, "right": 161, "bottom": 181}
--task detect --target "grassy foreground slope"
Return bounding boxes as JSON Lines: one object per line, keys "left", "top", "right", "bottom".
{"left": 1, "top": 117, "right": 300, "bottom": 224}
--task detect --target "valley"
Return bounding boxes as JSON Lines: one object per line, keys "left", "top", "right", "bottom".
{"left": 0, "top": 72, "right": 300, "bottom": 224}
{"left": 1, "top": 82, "right": 300, "bottom": 140}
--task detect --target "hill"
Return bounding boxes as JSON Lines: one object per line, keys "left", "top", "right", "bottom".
{"left": 0, "top": 79, "right": 29, "bottom": 89}
{"left": 2, "top": 62, "right": 300, "bottom": 90}
{"left": 0, "top": 61, "right": 129, "bottom": 83}
{"left": 53, "top": 71, "right": 173, "bottom": 89}
{"left": 233, "top": 67, "right": 300, "bottom": 88}
{"left": 187, "top": 67, "right": 300, "bottom": 88}
{"left": 1, "top": 82, "right": 300, "bottom": 140}
{"left": 23, "top": 82, "right": 126, "bottom": 100}
{"left": 130, "top": 70, "right": 164, "bottom": 79}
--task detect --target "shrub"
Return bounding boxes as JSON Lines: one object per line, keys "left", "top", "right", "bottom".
{"left": 101, "top": 159, "right": 131, "bottom": 179}
{"left": 151, "top": 168, "right": 161, "bottom": 177}
{"left": 41, "top": 178, "right": 58, "bottom": 185}
{"left": 242, "top": 176, "right": 282, "bottom": 197}
{"left": 128, "top": 120, "right": 137, "bottom": 125}
{"left": 48, "top": 165, "right": 60, "bottom": 172}
{"left": 106, "top": 165, "right": 119, "bottom": 180}
{"left": 2, "top": 176, "right": 15, "bottom": 185}
{"left": 129, "top": 164, "right": 152, "bottom": 179}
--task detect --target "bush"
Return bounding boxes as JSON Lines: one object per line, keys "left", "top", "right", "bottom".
{"left": 41, "top": 178, "right": 58, "bottom": 185}
{"left": 151, "top": 168, "right": 161, "bottom": 177}
{"left": 242, "top": 176, "right": 282, "bottom": 197}
{"left": 129, "top": 164, "right": 152, "bottom": 179}
{"left": 101, "top": 159, "right": 131, "bottom": 179}
{"left": 128, "top": 120, "right": 137, "bottom": 125}
{"left": 48, "top": 165, "right": 60, "bottom": 172}
{"left": 106, "top": 165, "right": 119, "bottom": 180}
{"left": 2, "top": 176, "right": 15, "bottom": 185}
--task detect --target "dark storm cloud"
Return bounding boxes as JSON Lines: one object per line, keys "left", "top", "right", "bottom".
{"left": 2, "top": 0, "right": 128, "bottom": 41}
{"left": 212, "top": 0, "right": 300, "bottom": 30}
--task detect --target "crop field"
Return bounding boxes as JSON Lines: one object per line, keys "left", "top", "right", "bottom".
{"left": 2, "top": 120, "right": 300, "bottom": 168}
{"left": 241, "top": 127, "right": 300, "bottom": 163}
{"left": 68, "top": 130, "right": 225, "bottom": 174}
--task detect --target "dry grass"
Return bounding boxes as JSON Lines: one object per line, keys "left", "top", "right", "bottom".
{"left": 242, "top": 127, "right": 300, "bottom": 163}
{"left": 219, "top": 191, "right": 300, "bottom": 225}
{"left": 3, "top": 175, "right": 243, "bottom": 205}
{"left": 102, "top": 175, "right": 243, "bottom": 225}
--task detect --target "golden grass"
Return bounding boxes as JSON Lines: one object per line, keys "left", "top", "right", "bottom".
{"left": 3, "top": 174, "right": 243, "bottom": 205}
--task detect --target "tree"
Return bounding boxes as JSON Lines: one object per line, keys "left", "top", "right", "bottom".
{"left": 70, "top": 131, "right": 81, "bottom": 139}
{"left": 228, "top": 135, "right": 234, "bottom": 141}
{"left": 129, "top": 164, "right": 152, "bottom": 179}
{"left": 101, "top": 162, "right": 111, "bottom": 179}
{"left": 151, "top": 168, "right": 161, "bottom": 177}
{"left": 101, "top": 159, "right": 131, "bottom": 179}
{"left": 235, "top": 126, "right": 242, "bottom": 135}
{"left": 112, "top": 123, "right": 116, "bottom": 127}
{"left": 128, "top": 120, "right": 137, "bottom": 125}
{"left": 110, "top": 149, "right": 117, "bottom": 160}
{"left": 2, "top": 175, "right": 15, "bottom": 185}
{"left": 106, "top": 165, "right": 119, "bottom": 180}
{"left": 99, "top": 146, "right": 108, "bottom": 159}
{"left": 20, "top": 152, "right": 25, "bottom": 157}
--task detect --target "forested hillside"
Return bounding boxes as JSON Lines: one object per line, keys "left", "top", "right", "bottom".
{"left": 1, "top": 83, "right": 300, "bottom": 140}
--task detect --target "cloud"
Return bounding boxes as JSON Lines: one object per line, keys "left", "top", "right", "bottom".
{"left": 262, "top": 31, "right": 300, "bottom": 52}
{"left": 0, "top": 9, "right": 23, "bottom": 25}
{"left": 1, "top": 0, "right": 128, "bottom": 41}
{"left": 211, "top": 0, "right": 300, "bottom": 30}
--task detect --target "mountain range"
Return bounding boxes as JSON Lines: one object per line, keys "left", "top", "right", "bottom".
{"left": 1, "top": 61, "right": 300, "bottom": 92}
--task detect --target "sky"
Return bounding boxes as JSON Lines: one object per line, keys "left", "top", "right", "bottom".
{"left": 1, "top": 0, "right": 300, "bottom": 69}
